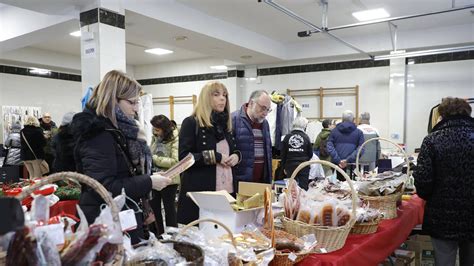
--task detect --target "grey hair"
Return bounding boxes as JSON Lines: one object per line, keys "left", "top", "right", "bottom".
{"left": 359, "top": 112, "right": 370, "bottom": 123}
{"left": 342, "top": 110, "right": 354, "bottom": 122}
{"left": 248, "top": 90, "right": 269, "bottom": 102}
{"left": 292, "top": 116, "right": 308, "bottom": 131}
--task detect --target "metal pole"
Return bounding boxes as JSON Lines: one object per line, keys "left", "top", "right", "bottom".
{"left": 321, "top": 0, "right": 328, "bottom": 30}
{"left": 388, "top": 22, "right": 398, "bottom": 52}
{"left": 264, "top": 0, "right": 321, "bottom": 33}
{"left": 327, "top": 4, "right": 474, "bottom": 32}
{"left": 263, "top": 0, "right": 373, "bottom": 59}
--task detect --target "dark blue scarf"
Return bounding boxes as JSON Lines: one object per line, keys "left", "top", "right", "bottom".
{"left": 115, "top": 107, "right": 152, "bottom": 175}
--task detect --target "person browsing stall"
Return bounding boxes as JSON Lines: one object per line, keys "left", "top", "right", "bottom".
{"left": 177, "top": 81, "right": 241, "bottom": 225}
{"left": 414, "top": 97, "right": 474, "bottom": 266}
{"left": 231, "top": 90, "right": 273, "bottom": 188}
{"left": 280, "top": 116, "right": 313, "bottom": 190}
{"left": 149, "top": 114, "right": 179, "bottom": 235}
{"left": 70, "top": 70, "right": 166, "bottom": 244}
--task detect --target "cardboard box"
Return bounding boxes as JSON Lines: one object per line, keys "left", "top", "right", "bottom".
{"left": 381, "top": 249, "right": 416, "bottom": 266}
{"left": 187, "top": 182, "right": 271, "bottom": 237}
{"left": 405, "top": 235, "right": 434, "bottom": 266}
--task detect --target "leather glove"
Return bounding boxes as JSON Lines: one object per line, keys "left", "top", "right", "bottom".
{"left": 150, "top": 173, "right": 171, "bottom": 191}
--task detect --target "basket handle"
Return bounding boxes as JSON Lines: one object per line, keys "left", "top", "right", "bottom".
{"left": 15, "top": 172, "right": 120, "bottom": 226}
{"left": 289, "top": 160, "right": 357, "bottom": 223}
{"left": 263, "top": 188, "right": 275, "bottom": 247}
{"left": 181, "top": 218, "right": 237, "bottom": 248}
{"left": 354, "top": 137, "right": 410, "bottom": 179}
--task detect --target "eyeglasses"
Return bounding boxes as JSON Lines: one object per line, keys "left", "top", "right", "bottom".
{"left": 255, "top": 102, "right": 272, "bottom": 113}
{"left": 122, "top": 99, "right": 139, "bottom": 106}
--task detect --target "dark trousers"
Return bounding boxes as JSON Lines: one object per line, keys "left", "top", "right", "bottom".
{"left": 150, "top": 184, "right": 178, "bottom": 235}
{"left": 336, "top": 164, "right": 355, "bottom": 181}
{"left": 432, "top": 237, "right": 474, "bottom": 266}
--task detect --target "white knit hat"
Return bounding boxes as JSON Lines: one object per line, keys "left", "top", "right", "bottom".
{"left": 61, "top": 112, "right": 76, "bottom": 126}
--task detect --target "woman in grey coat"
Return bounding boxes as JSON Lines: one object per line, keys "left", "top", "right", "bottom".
{"left": 4, "top": 122, "right": 22, "bottom": 166}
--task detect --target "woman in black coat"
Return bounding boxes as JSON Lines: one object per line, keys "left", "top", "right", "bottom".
{"left": 20, "top": 116, "right": 46, "bottom": 178}
{"left": 51, "top": 112, "right": 76, "bottom": 173}
{"left": 414, "top": 97, "right": 474, "bottom": 266}
{"left": 177, "top": 81, "right": 241, "bottom": 225}
{"left": 71, "top": 70, "right": 161, "bottom": 244}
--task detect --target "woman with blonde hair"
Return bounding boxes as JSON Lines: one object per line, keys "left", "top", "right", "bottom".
{"left": 177, "top": 81, "right": 241, "bottom": 224}
{"left": 20, "top": 116, "right": 46, "bottom": 178}
{"left": 71, "top": 70, "right": 163, "bottom": 244}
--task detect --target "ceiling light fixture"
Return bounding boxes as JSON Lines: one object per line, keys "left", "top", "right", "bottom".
{"left": 145, "top": 48, "right": 174, "bottom": 55}
{"left": 69, "top": 30, "right": 81, "bottom": 37}
{"left": 240, "top": 55, "right": 253, "bottom": 59}
{"left": 210, "top": 65, "right": 228, "bottom": 70}
{"left": 29, "top": 68, "right": 51, "bottom": 75}
{"left": 373, "top": 45, "right": 474, "bottom": 61}
{"left": 352, "top": 8, "right": 390, "bottom": 22}
{"left": 174, "top": 36, "right": 188, "bottom": 41}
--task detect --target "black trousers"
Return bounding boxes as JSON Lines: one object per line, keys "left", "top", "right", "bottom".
{"left": 150, "top": 184, "right": 178, "bottom": 235}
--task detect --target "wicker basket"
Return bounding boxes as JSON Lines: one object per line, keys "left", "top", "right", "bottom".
{"left": 350, "top": 218, "right": 380, "bottom": 234}
{"left": 355, "top": 137, "right": 409, "bottom": 219}
{"left": 182, "top": 218, "right": 243, "bottom": 266}
{"left": 262, "top": 188, "right": 311, "bottom": 266}
{"left": 15, "top": 172, "right": 124, "bottom": 265}
{"left": 281, "top": 160, "right": 357, "bottom": 254}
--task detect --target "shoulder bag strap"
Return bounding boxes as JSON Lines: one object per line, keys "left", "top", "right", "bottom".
{"left": 21, "top": 132, "right": 38, "bottom": 160}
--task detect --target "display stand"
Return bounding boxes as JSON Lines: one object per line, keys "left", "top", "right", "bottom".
{"left": 287, "top": 86, "right": 359, "bottom": 122}
{"left": 152, "top": 95, "right": 197, "bottom": 121}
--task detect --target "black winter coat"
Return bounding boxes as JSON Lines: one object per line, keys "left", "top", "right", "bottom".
{"left": 51, "top": 125, "right": 76, "bottom": 173}
{"left": 177, "top": 116, "right": 241, "bottom": 225}
{"left": 20, "top": 126, "right": 46, "bottom": 161}
{"left": 71, "top": 108, "right": 152, "bottom": 232}
{"left": 281, "top": 129, "right": 313, "bottom": 190}
{"left": 414, "top": 115, "right": 474, "bottom": 241}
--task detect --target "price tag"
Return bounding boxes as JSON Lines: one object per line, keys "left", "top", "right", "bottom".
{"left": 35, "top": 223, "right": 64, "bottom": 246}
{"left": 288, "top": 252, "right": 297, "bottom": 262}
{"left": 161, "top": 234, "right": 172, "bottom": 240}
{"left": 119, "top": 209, "right": 137, "bottom": 232}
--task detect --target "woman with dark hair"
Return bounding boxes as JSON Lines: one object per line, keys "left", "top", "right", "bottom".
{"left": 149, "top": 114, "right": 179, "bottom": 235}
{"left": 414, "top": 97, "right": 474, "bottom": 266}
{"left": 177, "top": 81, "right": 241, "bottom": 224}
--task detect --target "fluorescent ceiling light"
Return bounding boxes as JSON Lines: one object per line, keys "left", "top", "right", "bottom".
{"left": 374, "top": 45, "right": 474, "bottom": 61}
{"left": 352, "top": 8, "right": 390, "bottom": 21}
{"left": 210, "top": 65, "right": 228, "bottom": 70}
{"left": 29, "top": 68, "right": 51, "bottom": 75}
{"left": 145, "top": 48, "right": 174, "bottom": 55}
{"left": 69, "top": 30, "right": 81, "bottom": 37}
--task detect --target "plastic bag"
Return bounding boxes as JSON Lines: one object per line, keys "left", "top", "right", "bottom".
{"left": 127, "top": 237, "right": 186, "bottom": 265}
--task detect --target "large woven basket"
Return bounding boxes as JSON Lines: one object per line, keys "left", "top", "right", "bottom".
{"left": 182, "top": 218, "right": 243, "bottom": 266}
{"left": 350, "top": 218, "right": 380, "bottom": 235}
{"left": 355, "top": 137, "right": 409, "bottom": 219}
{"left": 15, "top": 172, "right": 124, "bottom": 265}
{"left": 262, "top": 188, "right": 312, "bottom": 266}
{"left": 281, "top": 160, "right": 357, "bottom": 254}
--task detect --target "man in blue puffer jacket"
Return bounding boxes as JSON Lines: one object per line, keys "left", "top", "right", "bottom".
{"left": 327, "top": 110, "right": 365, "bottom": 180}
{"left": 231, "top": 90, "right": 273, "bottom": 190}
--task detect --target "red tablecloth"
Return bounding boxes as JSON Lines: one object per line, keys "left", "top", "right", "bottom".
{"left": 299, "top": 195, "right": 425, "bottom": 266}
{"left": 50, "top": 200, "right": 79, "bottom": 218}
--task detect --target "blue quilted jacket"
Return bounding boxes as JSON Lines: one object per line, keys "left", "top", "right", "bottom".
{"left": 231, "top": 104, "right": 272, "bottom": 184}
{"left": 327, "top": 121, "right": 365, "bottom": 164}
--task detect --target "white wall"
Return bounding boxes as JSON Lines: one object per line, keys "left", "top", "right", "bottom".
{"left": 141, "top": 77, "right": 238, "bottom": 126}
{"left": 406, "top": 60, "right": 474, "bottom": 152}
{"left": 243, "top": 67, "right": 391, "bottom": 140}
{"left": 0, "top": 73, "right": 82, "bottom": 142}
